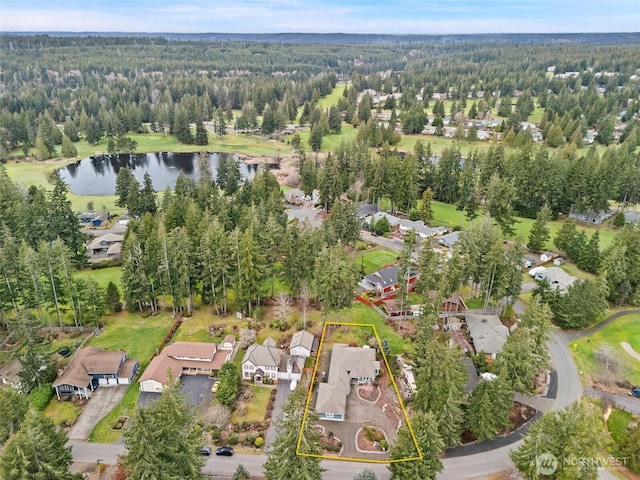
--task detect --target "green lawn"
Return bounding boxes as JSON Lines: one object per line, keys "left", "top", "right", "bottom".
{"left": 606, "top": 408, "right": 633, "bottom": 446}
{"left": 231, "top": 385, "right": 273, "bottom": 423}
{"left": 173, "top": 309, "right": 238, "bottom": 343}
{"left": 90, "top": 311, "right": 175, "bottom": 366}
{"left": 44, "top": 398, "right": 83, "bottom": 427}
{"left": 317, "top": 84, "right": 347, "bottom": 110}
{"left": 75, "top": 266, "right": 122, "bottom": 289}
{"left": 570, "top": 313, "right": 640, "bottom": 386}
{"left": 342, "top": 302, "right": 413, "bottom": 355}
{"left": 353, "top": 248, "right": 398, "bottom": 275}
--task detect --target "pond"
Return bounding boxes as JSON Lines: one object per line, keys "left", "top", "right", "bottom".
{"left": 58, "top": 152, "right": 263, "bottom": 196}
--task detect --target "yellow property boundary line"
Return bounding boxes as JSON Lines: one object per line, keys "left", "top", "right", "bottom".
{"left": 296, "top": 321, "right": 422, "bottom": 463}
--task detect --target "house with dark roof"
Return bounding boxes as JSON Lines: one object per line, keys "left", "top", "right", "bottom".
{"left": 315, "top": 344, "right": 380, "bottom": 421}
{"left": 139, "top": 341, "right": 230, "bottom": 393}
{"left": 78, "top": 211, "right": 110, "bottom": 227}
{"left": 53, "top": 347, "right": 138, "bottom": 400}
{"left": 360, "top": 265, "right": 419, "bottom": 297}
{"left": 569, "top": 206, "right": 613, "bottom": 225}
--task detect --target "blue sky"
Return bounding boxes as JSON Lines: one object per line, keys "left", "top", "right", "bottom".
{"left": 1, "top": 0, "right": 638, "bottom": 34}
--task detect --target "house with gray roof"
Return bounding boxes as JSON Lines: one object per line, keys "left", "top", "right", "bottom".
{"left": 289, "top": 331, "right": 318, "bottom": 358}
{"left": 316, "top": 345, "right": 380, "bottom": 421}
{"left": 569, "top": 206, "right": 613, "bottom": 224}
{"left": 464, "top": 313, "right": 510, "bottom": 359}
{"left": 438, "top": 231, "right": 461, "bottom": 248}
{"left": 533, "top": 266, "right": 577, "bottom": 292}
{"left": 624, "top": 211, "right": 640, "bottom": 224}
{"left": 241, "top": 337, "right": 305, "bottom": 383}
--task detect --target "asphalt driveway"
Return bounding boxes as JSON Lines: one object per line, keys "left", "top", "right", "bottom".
{"left": 265, "top": 380, "right": 292, "bottom": 451}
{"left": 68, "top": 385, "right": 128, "bottom": 440}
{"left": 138, "top": 375, "right": 217, "bottom": 413}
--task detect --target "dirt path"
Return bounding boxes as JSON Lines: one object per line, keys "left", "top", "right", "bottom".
{"left": 621, "top": 342, "right": 640, "bottom": 361}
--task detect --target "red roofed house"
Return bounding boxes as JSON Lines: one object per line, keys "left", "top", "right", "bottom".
{"left": 139, "top": 341, "right": 232, "bottom": 393}
{"left": 52, "top": 347, "right": 138, "bottom": 400}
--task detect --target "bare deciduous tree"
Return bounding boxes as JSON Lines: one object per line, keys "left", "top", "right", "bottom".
{"left": 595, "top": 345, "right": 624, "bottom": 381}
{"left": 204, "top": 403, "right": 231, "bottom": 429}
{"left": 300, "top": 282, "right": 311, "bottom": 329}
{"left": 239, "top": 328, "right": 257, "bottom": 349}
{"left": 274, "top": 292, "right": 292, "bottom": 320}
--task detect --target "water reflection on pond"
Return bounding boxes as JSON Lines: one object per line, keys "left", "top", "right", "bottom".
{"left": 58, "top": 152, "right": 262, "bottom": 195}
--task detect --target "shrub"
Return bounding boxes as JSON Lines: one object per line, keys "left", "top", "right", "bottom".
{"left": 228, "top": 432, "right": 239, "bottom": 445}
{"left": 246, "top": 434, "right": 254, "bottom": 444}
{"left": 29, "top": 384, "right": 53, "bottom": 411}
{"left": 211, "top": 428, "right": 221, "bottom": 440}
{"left": 379, "top": 439, "right": 388, "bottom": 451}
{"left": 613, "top": 212, "right": 626, "bottom": 228}
{"left": 254, "top": 436, "right": 264, "bottom": 448}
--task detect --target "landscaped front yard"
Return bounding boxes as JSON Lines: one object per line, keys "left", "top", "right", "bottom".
{"left": 231, "top": 385, "right": 273, "bottom": 424}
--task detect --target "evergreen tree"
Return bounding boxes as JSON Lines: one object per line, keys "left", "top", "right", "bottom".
{"left": 464, "top": 375, "right": 514, "bottom": 441}
{"left": 232, "top": 464, "right": 251, "bottom": 480}
{"left": 215, "top": 362, "right": 239, "bottom": 408}
{"left": 314, "top": 242, "right": 359, "bottom": 317}
{"left": 121, "top": 378, "right": 205, "bottom": 480}
{"left": 115, "top": 166, "right": 136, "bottom": 209}
{"left": 138, "top": 173, "right": 157, "bottom": 216}
{"left": 419, "top": 188, "right": 434, "bottom": 223}
{"left": 309, "top": 124, "right": 323, "bottom": 152}
{"left": 0, "top": 387, "right": 29, "bottom": 446}
{"left": 388, "top": 411, "right": 444, "bottom": 480}
{"left": 412, "top": 326, "right": 467, "bottom": 446}
{"left": 527, "top": 204, "right": 551, "bottom": 252}
{"left": 511, "top": 401, "right": 603, "bottom": 480}
{"left": 577, "top": 231, "right": 601, "bottom": 274}
{"left": 194, "top": 118, "right": 208, "bottom": 145}
{"left": 173, "top": 105, "right": 193, "bottom": 144}
{"left": 328, "top": 105, "right": 342, "bottom": 133}
{"left": 60, "top": 134, "right": 77, "bottom": 157}
{"left": 0, "top": 410, "right": 74, "bottom": 480}
{"left": 105, "top": 281, "right": 122, "bottom": 312}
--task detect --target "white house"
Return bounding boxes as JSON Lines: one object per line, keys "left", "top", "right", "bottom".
{"left": 241, "top": 339, "right": 304, "bottom": 384}
{"left": 289, "top": 331, "right": 318, "bottom": 358}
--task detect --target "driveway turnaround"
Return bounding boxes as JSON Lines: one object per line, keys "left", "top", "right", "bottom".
{"left": 138, "top": 375, "right": 216, "bottom": 412}
{"left": 68, "top": 385, "right": 128, "bottom": 440}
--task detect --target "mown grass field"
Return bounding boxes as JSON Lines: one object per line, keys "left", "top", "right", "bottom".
{"left": 75, "top": 266, "right": 122, "bottom": 289}
{"left": 44, "top": 398, "right": 82, "bottom": 428}
{"left": 606, "top": 408, "right": 633, "bottom": 446}
{"left": 353, "top": 248, "right": 398, "bottom": 275}
{"left": 570, "top": 313, "right": 640, "bottom": 386}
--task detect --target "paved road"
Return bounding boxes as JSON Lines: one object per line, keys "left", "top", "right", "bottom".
{"left": 584, "top": 388, "right": 640, "bottom": 415}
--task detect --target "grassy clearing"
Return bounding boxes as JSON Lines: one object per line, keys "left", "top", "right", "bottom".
{"left": 353, "top": 248, "right": 398, "bottom": 275}
{"left": 606, "top": 408, "right": 633, "bottom": 446}
{"left": 317, "top": 84, "right": 347, "bottom": 110}
{"left": 43, "top": 397, "right": 83, "bottom": 427}
{"left": 570, "top": 314, "right": 640, "bottom": 386}
{"left": 173, "top": 309, "right": 235, "bottom": 343}
{"left": 231, "top": 385, "right": 272, "bottom": 423}
{"left": 90, "top": 311, "right": 174, "bottom": 366}
{"left": 75, "top": 266, "right": 122, "bottom": 289}
{"left": 343, "top": 302, "right": 413, "bottom": 355}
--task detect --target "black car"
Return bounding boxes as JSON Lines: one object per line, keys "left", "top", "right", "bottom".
{"left": 631, "top": 386, "right": 640, "bottom": 399}
{"left": 215, "top": 446, "right": 234, "bottom": 456}
{"left": 200, "top": 446, "right": 211, "bottom": 456}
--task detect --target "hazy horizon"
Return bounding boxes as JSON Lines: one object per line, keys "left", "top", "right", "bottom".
{"left": 1, "top": 0, "right": 639, "bottom": 35}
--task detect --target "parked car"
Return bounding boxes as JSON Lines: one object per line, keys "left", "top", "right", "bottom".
{"left": 630, "top": 386, "right": 640, "bottom": 398}
{"left": 215, "top": 446, "right": 234, "bottom": 456}
{"left": 211, "top": 381, "right": 221, "bottom": 393}
{"left": 200, "top": 446, "right": 212, "bottom": 456}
